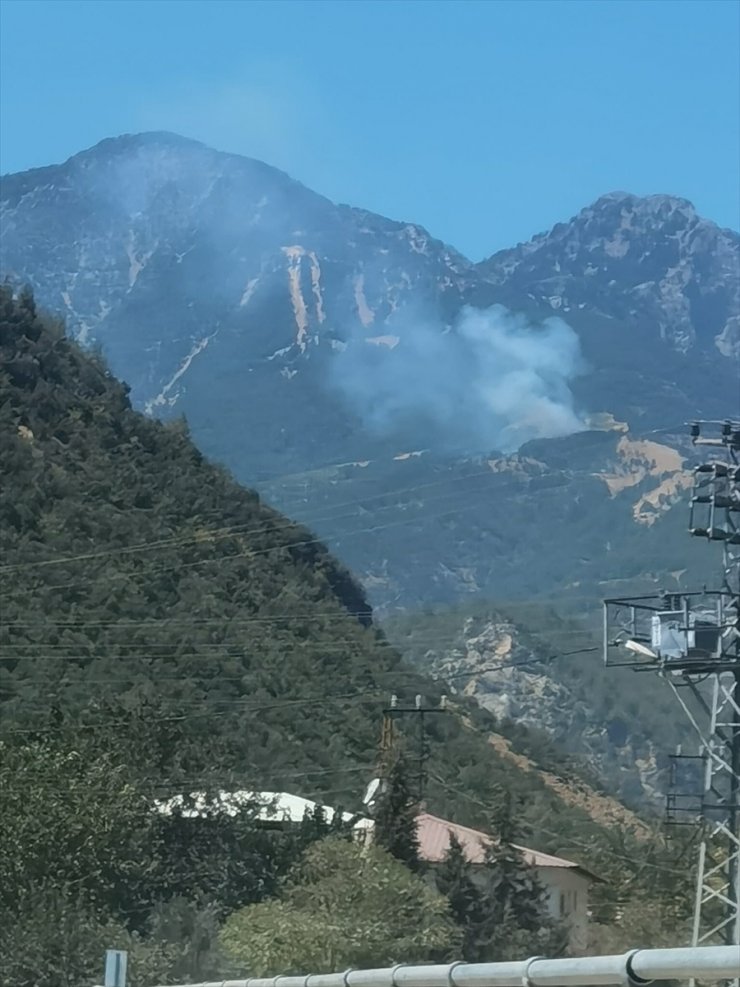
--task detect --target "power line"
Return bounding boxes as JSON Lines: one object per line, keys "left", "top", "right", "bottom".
{"left": 0, "top": 645, "right": 598, "bottom": 679}
{"left": 0, "top": 646, "right": 601, "bottom": 733}
{"left": 5, "top": 485, "right": 530, "bottom": 598}
{"left": 430, "top": 772, "right": 688, "bottom": 879}
{"left": 0, "top": 609, "right": 598, "bottom": 629}
{"left": 0, "top": 626, "right": 595, "bottom": 654}
{"left": 0, "top": 689, "right": 389, "bottom": 734}
{"left": 0, "top": 466, "right": 506, "bottom": 575}
{"left": 438, "top": 647, "right": 598, "bottom": 678}
{"left": 0, "top": 608, "right": 594, "bottom": 643}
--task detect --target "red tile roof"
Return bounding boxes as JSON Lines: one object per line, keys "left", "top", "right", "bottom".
{"left": 416, "top": 812, "right": 597, "bottom": 880}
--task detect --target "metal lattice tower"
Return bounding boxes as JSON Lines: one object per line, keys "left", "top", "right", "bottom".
{"left": 603, "top": 419, "right": 740, "bottom": 982}
{"left": 687, "top": 420, "right": 740, "bottom": 958}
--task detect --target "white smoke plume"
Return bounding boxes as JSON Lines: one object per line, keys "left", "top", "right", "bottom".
{"left": 331, "top": 303, "right": 586, "bottom": 453}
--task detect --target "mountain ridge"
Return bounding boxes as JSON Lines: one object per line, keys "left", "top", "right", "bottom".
{"left": 478, "top": 188, "right": 740, "bottom": 360}
{"left": 2, "top": 133, "right": 736, "bottom": 806}
{"left": 1, "top": 131, "right": 735, "bottom": 609}
{"left": 0, "top": 133, "right": 740, "bottom": 605}
{"left": 2, "top": 133, "right": 735, "bottom": 417}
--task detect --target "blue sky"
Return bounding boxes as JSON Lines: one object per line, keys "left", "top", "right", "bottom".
{"left": 1, "top": 0, "right": 738, "bottom": 258}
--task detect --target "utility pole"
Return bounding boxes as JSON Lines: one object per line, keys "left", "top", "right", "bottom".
{"left": 380, "top": 693, "right": 448, "bottom": 803}
{"left": 603, "top": 419, "right": 740, "bottom": 985}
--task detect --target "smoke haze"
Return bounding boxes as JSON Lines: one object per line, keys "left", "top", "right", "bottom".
{"left": 330, "top": 304, "right": 586, "bottom": 453}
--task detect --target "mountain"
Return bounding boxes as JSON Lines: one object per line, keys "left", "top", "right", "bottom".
{"left": 479, "top": 191, "right": 740, "bottom": 360}
{"left": 1, "top": 135, "right": 737, "bottom": 804}
{"left": 2, "top": 133, "right": 736, "bottom": 486}
{"left": 0, "top": 283, "right": 640, "bottom": 843}
{"left": 476, "top": 191, "right": 740, "bottom": 429}
{"left": 258, "top": 425, "right": 717, "bottom": 615}
{"left": 0, "top": 132, "right": 478, "bottom": 477}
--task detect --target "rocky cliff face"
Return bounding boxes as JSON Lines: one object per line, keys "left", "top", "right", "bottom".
{"left": 384, "top": 606, "right": 681, "bottom": 807}
{"left": 452, "top": 616, "right": 664, "bottom": 804}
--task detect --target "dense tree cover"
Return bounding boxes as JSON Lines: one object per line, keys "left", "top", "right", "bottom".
{"left": 0, "top": 288, "right": 696, "bottom": 980}
{"left": 0, "top": 736, "right": 302, "bottom": 985}
{"left": 261, "top": 420, "right": 716, "bottom": 616}
{"left": 433, "top": 792, "right": 565, "bottom": 962}
{"left": 220, "top": 839, "right": 461, "bottom": 972}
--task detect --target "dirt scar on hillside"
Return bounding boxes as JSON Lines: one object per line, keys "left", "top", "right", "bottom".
{"left": 597, "top": 436, "right": 693, "bottom": 526}
{"left": 474, "top": 721, "right": 650, "bottom": 839}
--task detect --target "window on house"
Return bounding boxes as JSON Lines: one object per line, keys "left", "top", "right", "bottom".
{"left": 560, "top": 890, "right": 578, "bottom": 917}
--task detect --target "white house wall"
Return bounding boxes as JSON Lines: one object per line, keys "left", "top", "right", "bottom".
{"left": 537, "top": 865, "right": 591, "bottom": 954}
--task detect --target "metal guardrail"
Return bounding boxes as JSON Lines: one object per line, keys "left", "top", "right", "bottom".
{"left": 159, "top": 946, "right": 740, "bottom": 987}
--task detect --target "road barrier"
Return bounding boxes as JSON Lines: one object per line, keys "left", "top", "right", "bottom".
{"left": 157, "top": 945, "right": 740, "bottom": 987}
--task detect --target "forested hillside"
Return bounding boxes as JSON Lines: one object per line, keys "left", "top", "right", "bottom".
{"left": 0, "top": 287, "right": 694, "bottom": 983}
{"left": 0, "top": 283, "right": 570, "bottom": 810}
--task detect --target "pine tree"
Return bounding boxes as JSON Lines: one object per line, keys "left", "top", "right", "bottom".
{"left": 479, "top": 838, "right": 548, "bottom": 941}
{"left": 372, "top": 755, "right": 421, "bottom": 872}
{"left": 490, "top": 787, "right": 518, "bottom": 844}
{"left": 297, "top": 802, "right": 355, "bottom": 847}
{"left": 435, "top": 832, "right": 485, "bottom": 960}
{"left": 471, "top": 789, "right": 566, "bottom": 961}
{"left": 298, "top": 803, "right": 332, "bottom": 845}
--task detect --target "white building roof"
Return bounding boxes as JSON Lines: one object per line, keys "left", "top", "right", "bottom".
{"left": 153, "top": 789, "right": 373, "bottom": 830}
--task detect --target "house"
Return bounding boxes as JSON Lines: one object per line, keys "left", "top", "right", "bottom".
{"left": 414, "top": 812, "right": 598, "bottom": 954}
{"left": 153, "top": 791, "right": 596, "bottom": 952}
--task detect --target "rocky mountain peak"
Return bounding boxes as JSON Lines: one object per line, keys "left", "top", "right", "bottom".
{"left": 591, "top": 188, "right": 698, "bottom": 217}
{"left": 479, "top": 190, "right": 739, "bottom": 358}
{"left": 0, "top": 133, "right": 477, "bottom": 446}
